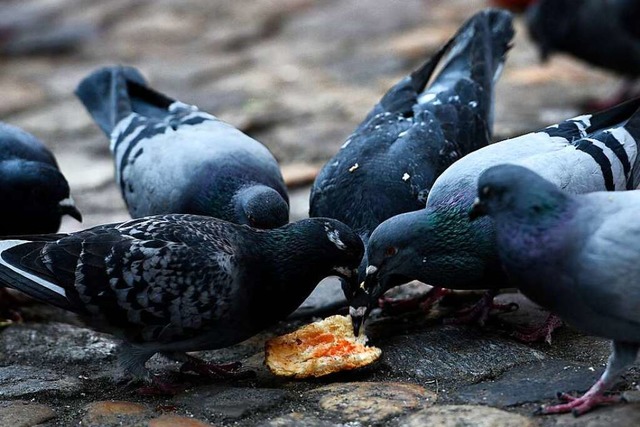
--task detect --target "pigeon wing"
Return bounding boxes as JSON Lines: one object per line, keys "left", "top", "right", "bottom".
{"left": 572, "top": 194, "right": 640, "bottom": 329}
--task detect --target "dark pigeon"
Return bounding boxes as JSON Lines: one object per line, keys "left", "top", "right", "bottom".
{"left": 75, "top": 66, "right": 289, "bottom": 228}
{"left": 354, "top": 98, "right": 640, "bottom": 334}
{"left": 0, "top": 121, "right": 82, "bottom": 322}
{"left": 526, "top": 0, "right": 640, "bottom": 107}
{"left": 470, "top": 164, "right": 640, "bottom": 416}
{"left": 0, "top": 122, "right": 81, "bottom": 235}
{"left": 310, "top": 9, "right": 514, "bottom": 294}
{"left": 0, "top": 215, "right": 363, "bottom": 387}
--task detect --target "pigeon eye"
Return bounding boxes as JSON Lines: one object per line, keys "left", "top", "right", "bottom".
{"left": 481, "top": 186, "right": 492, "bottom": 196}
{"left": 384, "top": 246, "right": 398, "bottom": 257}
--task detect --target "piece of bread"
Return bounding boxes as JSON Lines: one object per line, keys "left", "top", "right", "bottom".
{"left": 265, "top": 314, "right": 381, "bottom": 378}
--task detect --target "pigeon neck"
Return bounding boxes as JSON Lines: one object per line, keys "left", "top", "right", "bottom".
{"left": 247, "top": 228, "right": 340, "bottom": 320}
{"left": 494, "top": 191, "right": 575, "bottom": 267}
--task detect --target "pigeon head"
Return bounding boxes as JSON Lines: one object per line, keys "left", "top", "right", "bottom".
{"left": 470, "top": 164, "right": 566, "bottom": 222}
{"left": 317, "top": 218, "right": 365, "bottom": 283}
{"left": 250, "top": 217, "right": 363, "bottom": 324}
{"left": 282, "top": 218, "right": 364, "bottom": 286}
{"left": 235, "top": 185, "right": 289, "bottom": 229}
{"left": 0, "top": 159, "right": 82, "bottom": 234}
{"left": 350, "top": 202, "right": 498, "bottom": 335}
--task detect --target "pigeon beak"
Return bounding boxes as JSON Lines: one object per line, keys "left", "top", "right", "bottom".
{"left": 349, "top": 285, "right": 374, "bottom": 336}
{"left": 468, "top": 197, "right": 486, "bottom": 221}
{"left": 349, "top": 304, "right": 370, "bottom": 337}
{"left": 59, "top": 197, "right": 83, "bottom": 222}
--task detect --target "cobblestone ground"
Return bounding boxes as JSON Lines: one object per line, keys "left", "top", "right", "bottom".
{"left": 0, "top": 0, "right": 636, "bottom": 426}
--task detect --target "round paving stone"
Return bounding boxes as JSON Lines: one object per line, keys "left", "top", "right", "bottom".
{"left": 148, "top": 414, "right": 216, "bottom": 427}
{"left": 82, "top": 400, "right": 151, "bottom": 426}
{"left": 400, "top": 405, "right": 538, "bottom": 427}
{"left": 312, "top": 381, "right": 435, "bottom": 423}
{"left": 0, "top": 400, "right": 56, "bottom": 427}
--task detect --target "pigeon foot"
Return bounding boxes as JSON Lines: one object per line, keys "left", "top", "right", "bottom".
{"left": 0, "top": 288, "right": 23, "bottom": 324}
{"left": 535, "top": 390, "right": 624, "bottom": 416}
{"left": 136, "top": 376, "right": 188, "bottom": 396}
{"left": 444, "top": 291, "right": 518, "bottom": 326}
{"left": 511, "top": 313, "right": 563, "bottom": 344}
{"left": 180, "top": 358, "right": 255, "bottom": 380}
{"left": 379, "top": 287, "right": 450, "bottom": 315}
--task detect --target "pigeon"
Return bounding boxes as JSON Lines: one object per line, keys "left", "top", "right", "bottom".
{"left": 0, "top": 122, "right": 82, "bottom": 322}
{"left": 75, "top": 66, "right": 289, "bottom": 228}
{"left": 526, "top": 0, "right": 640, "bottom": 108}
{"left": 469, "top": 164, "right": 640, "bottom": 416}
{"left": 353, "top": 97, "right": 640, "bottom": 335}
{"left": 310, "top": 8, "right": 514, "bottom": 293}
{"left": 0, "top": 121, "right": 81, "bottom": 235}
{"left": 0, "top": 215, "right": 363, "bottom": 388}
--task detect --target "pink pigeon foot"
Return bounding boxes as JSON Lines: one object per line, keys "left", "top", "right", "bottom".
{"left": 379, "top": 287, "right": 450, "bottom": 315}
{"left": 511, "top": 313, "right": 563, "bottom": 344}
{"left": 444, "top": 291, "right": 518, "bottom": 326}
{"left": 535, "top": 384, "right": 624, "bottom": 416}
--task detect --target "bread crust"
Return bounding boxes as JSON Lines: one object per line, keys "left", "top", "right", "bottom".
{"left": 265, "top": 315, "right": 381, "bottom": 378}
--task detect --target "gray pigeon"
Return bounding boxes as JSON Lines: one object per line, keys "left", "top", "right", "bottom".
{"left": 353, "top": 98, "right": 640, "bottom": 335}
{"left": 469, "top": 164, "right": 640, "bottom": 416}
{"left": 526, "top": 0, "right": 640, "bottom": 107}
{"left": 75, "top": 66, "right": 289, "bottom": 228}
{"left": 0, "top": 215, "right": 363, "bottom": 390}
{"left": 310, "top": 9, "right": 514, "bottom": 293}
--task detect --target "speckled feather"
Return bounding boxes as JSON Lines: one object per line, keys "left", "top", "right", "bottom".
{"left": 0, "top": 215, "right": 363, "bottom": 379}
{"left": 75, "top": 66, "right": 289, "bottom": 228}
{"left": 310, "top": 9, "right": 514, "bottom": 245}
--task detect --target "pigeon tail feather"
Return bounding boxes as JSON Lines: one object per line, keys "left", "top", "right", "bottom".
{"left": 0, "top": 239, "right": 72, "bottom": 310}
{"left": 425, "top": 8, "right": 514, "bottom": 101}
{"left": 373, "top": 38, "right": 453, "bottom": 116}
{"left": 368, "top": 8, "right": 513, "bottom": 122}
{"left": 584, "top": 97, "right": 640, "bottom": 134}
{"left": 75, "top": 65, "right": 149, "bottom": 136}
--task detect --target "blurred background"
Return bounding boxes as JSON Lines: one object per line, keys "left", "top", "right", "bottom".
{"left": 0, "top": 0, "right": 620, "bottom": 231}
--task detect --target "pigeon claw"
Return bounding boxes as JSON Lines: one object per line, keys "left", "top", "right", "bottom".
{"left": 511, "top": 314, "right": 563, "bottom": 345}
{"left": 136, "top": 376, "right": 188, "bottom": 396}
{"left": 443, "top": 292, "right": 517, "bottom": 326}
{"left": 535, "top": 391, "right": 624, "bottom": 416}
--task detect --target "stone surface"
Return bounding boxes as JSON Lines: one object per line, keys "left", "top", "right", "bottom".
{"left": 310, "top": 381, "right": 435, "bottom": 423}
{"left": 82, "top": 401, "right": 151, "bottom": 426}
{"left": 0, "top": 365, "right": 82, "bottom": 398}
{"left": 400, "top": 405, "right": 539, "bottom": 427}
{"left": 258, "top": 413, "right": 338, "bottom": 427}
{"left": 552, "top": 403, "right": 640, "bottom": 426}
{"left": 376, "top": 325, "right": 546, "bottom": 385}
{"left": 148, "top": 414, "right": 216, "bottom": 427}
{"left": 175, "top": 386, "right": 289, "bottom": 420}
{"left": 454, "top": 360, "right": 602, "bottom": 407}
{"left": 0, "top": 322, "right": 117, "bottom": 367}
{"left": 0, "top": 400, "right": 57, "bottom": 427}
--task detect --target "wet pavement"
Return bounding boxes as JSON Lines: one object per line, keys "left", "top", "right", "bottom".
{"left": 0, "top": 0, "right": 635, "bottom": 426}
